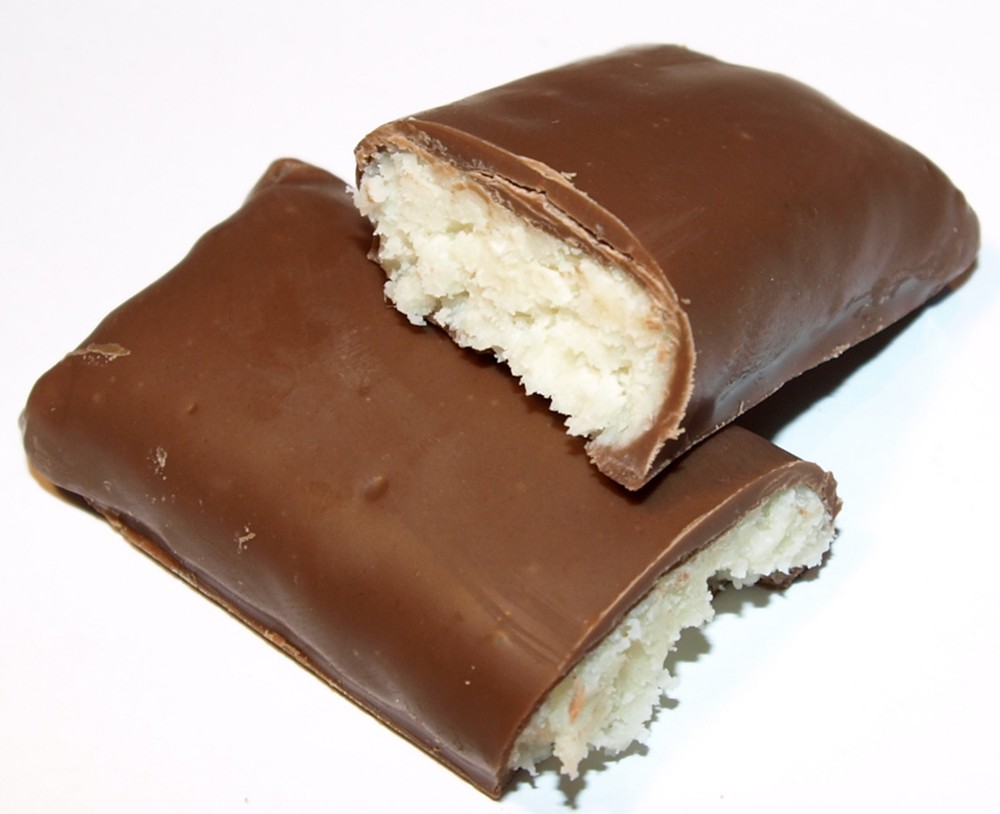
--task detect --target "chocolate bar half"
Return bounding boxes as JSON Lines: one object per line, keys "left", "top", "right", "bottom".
{"left": 22, "top": 159, "right": 839, "bottom": 797}
{"left": 355, "top": 45, "right": 979, "bottom": 489}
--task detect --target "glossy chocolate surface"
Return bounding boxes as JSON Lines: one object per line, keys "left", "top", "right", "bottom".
{"left": 356, "top": 45, "right": 980, "bottom": 489}
{"left": 22, "top": 160, "right": 839, "bottom": 796}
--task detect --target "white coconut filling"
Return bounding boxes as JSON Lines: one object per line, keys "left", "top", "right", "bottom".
{"left": 507, "top": 483, "right": 834, "bottom": 779}
{"left": 355, "top": 150, "right": 672, "bottom": 449}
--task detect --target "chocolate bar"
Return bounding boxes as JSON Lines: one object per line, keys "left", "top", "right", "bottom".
{"left": 355, "top": 45, "right": 979, "bottom": 489}
{"left": 22, "top": 160, "right": 839, "bottom": 797}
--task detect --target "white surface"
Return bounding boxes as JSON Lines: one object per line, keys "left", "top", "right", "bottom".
{"left": 2, "top": 2, "right": 998, "bottom": 812}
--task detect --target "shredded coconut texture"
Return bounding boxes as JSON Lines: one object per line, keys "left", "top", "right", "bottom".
{"left": 507, "top": 484, "right": 835, "bottom": 779}
{"left": 355, "top": 150, "right": 673, "bottom": 449}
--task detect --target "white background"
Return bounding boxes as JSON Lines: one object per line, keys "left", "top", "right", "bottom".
{"left": 3, "top": 1, "right": 998, "bottom": 812}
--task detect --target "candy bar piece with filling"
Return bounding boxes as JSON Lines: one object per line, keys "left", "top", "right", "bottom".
{"left": 355, "top": 45, "right": 979, "bottom": 490}
{"left": 22, "top": 160, "right": 840, "bottom": 797}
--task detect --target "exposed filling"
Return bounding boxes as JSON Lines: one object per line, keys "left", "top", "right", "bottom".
{"left": 355, "top": 150, "right": 673, "bottom": 450}
{"left": 508, "top": 483, "right": 834, "bottom": 778}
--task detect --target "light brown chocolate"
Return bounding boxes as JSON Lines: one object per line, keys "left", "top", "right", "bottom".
{"left": 356, "top": 45, "right": 980, "bottom": 489}
{"left": 22, "top": 160, "right": 839, "bottom": 796}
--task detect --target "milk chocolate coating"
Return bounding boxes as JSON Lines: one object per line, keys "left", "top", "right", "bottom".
{"left": 356, "top": 45, "right": 980, "bottom": 489}
{"left": 22, "top": 160, "right": 839, "bottom": 797}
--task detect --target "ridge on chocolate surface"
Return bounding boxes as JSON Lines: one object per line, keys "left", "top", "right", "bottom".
{"left": 22, "top": 159, "right": 840, "bottom": 797}
{"left": 355, "top": 44, "right": 980, "bottom": 490}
